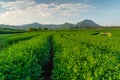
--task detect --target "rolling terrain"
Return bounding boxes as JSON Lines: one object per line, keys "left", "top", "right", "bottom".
{"left": 0, "top": 30, "right": 119, "bottom": 80}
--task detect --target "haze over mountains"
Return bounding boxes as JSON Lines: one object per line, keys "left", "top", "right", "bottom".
{"left": 0, "top": 19, "right": 100, "bottom": 30}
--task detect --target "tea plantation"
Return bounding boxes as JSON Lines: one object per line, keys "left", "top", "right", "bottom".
{"left": 0, "top": 30, "right": 119, "bottom": 80}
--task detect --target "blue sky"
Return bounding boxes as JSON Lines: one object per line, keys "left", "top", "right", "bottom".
{"left": 0, "top": 0, "right": 120, "bottom": 26}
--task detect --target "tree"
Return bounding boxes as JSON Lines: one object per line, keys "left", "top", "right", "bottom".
{"left": 28, "top": 28, "right": 37, "bottom": 31}
{"left": 38, "top": 27, "right": 41, "bottom": 30}
{"left": 43, "top": 28, "right": 48, "bottom": 30}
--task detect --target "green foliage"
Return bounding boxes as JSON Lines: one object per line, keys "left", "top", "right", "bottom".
{"left": 99, "top": 32, "right": 112, "bottom": 37}
{"left": 51, "top": 31, "right": 120, "bottom": 80}
{"left": 0, "top": 32, "right": 41, "bottom": 50}
{"left": 0, "top": 29, "right": 25, "bottom": 34}
{"left": 28, "top": 28, "right": 38, "bottom": 31}
{"left": 0, "top": 30, "right": 119, "bottom": 79}
{"left": 0, "top": 34, "right": 50, "bottom": 80}
{"left": 6, "top": 33, "right": 40, "bottom": 44}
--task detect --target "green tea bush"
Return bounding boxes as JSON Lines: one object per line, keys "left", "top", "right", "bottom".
{"left": 0, "top": 35, "right": 50, "bottom": 80}
{"left": 52, "top": 31, "right": 120, "bottom": 80}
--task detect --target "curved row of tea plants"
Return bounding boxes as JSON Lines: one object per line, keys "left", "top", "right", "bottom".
{"left": 52, "top": 33, "right": 120, "bottom": 80}
{"left": 0, "top": 32, "right": 41, "bottom": 50}
{"left": 6, "top": 32, "right": 41, "bottom": 45}
{"left": 0, "top": 34, "right": 50, "bottom": 80}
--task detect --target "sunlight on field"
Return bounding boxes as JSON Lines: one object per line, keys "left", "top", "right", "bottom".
{"left": 100, "top": 32, "right": 112, "bottom": 37}
{"left": 0, "top": 30, "right": 119, "bottom": 80}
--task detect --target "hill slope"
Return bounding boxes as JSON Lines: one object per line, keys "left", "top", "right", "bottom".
{"left": 76, "top": 19, "right": 100, "bottom": 28}
{"left": 57, "top": 23, "right": 75, "bottom": 29}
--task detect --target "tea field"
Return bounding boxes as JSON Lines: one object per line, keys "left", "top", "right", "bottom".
{"left": 0, "top": 30, "right": 119, "bottom": 80}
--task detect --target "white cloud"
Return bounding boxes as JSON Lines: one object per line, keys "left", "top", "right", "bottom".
{"left": 0, "top": 0, "right": 93, "bottom": 25}
{"left": 0, "top": 0, "right": 36, "bottom": 11}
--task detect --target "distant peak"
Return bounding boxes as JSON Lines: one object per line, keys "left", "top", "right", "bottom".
{"left": 76, "top": 19, "right": 100, "bottom": 27}
{"left": 64, "top": 22, "right": 71, "bottom": 24}
{"left": 32, "top": 22, "right": 40, "bottom": 24}
{"left": 82, "top": 19, "right": 94, "bottom": 22}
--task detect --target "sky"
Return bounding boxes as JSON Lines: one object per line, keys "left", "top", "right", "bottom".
{"left": 0, "top": 0, "right": 120, "bottom": 26}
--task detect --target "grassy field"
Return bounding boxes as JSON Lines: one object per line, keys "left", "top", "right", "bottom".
{"left": 0, "top": 30, "right": 119, "bottom": 80}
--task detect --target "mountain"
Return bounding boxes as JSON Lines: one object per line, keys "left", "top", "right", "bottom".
{"left": 21, "top": 20, "right": 100, "bottom": 29}
{"left": 43, "top": 24, "right": 57, "bottom": 29}
{"left": 0, "top": 24, "right": 17, "bottom": 29}
{"left": 20, "top": 22, "right": 57, "bottom": 29}
{"left": 57, "top": 22, "right": 75, "bottom": 29}
{"left": 20, "top": 22, "right": 75, "bottom": 30}
{"left": 0, "top": 19, "right": 101, "bottom": 30}
{"left": 76, "top": 19, "right": 100, "bottom": 29}
{"left": 20, "top": 22, "right": 43, "bottom": 29}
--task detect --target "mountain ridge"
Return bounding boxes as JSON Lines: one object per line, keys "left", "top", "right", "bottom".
{"left": 0, "top": 19, "right": 101, "bottom": 30}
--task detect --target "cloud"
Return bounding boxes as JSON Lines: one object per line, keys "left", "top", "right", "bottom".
{"left": 0, "top": 0, "right": 36, "bottom": 11}
{"left": 0, "top": 0, "right": 93, "bottom": 25}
